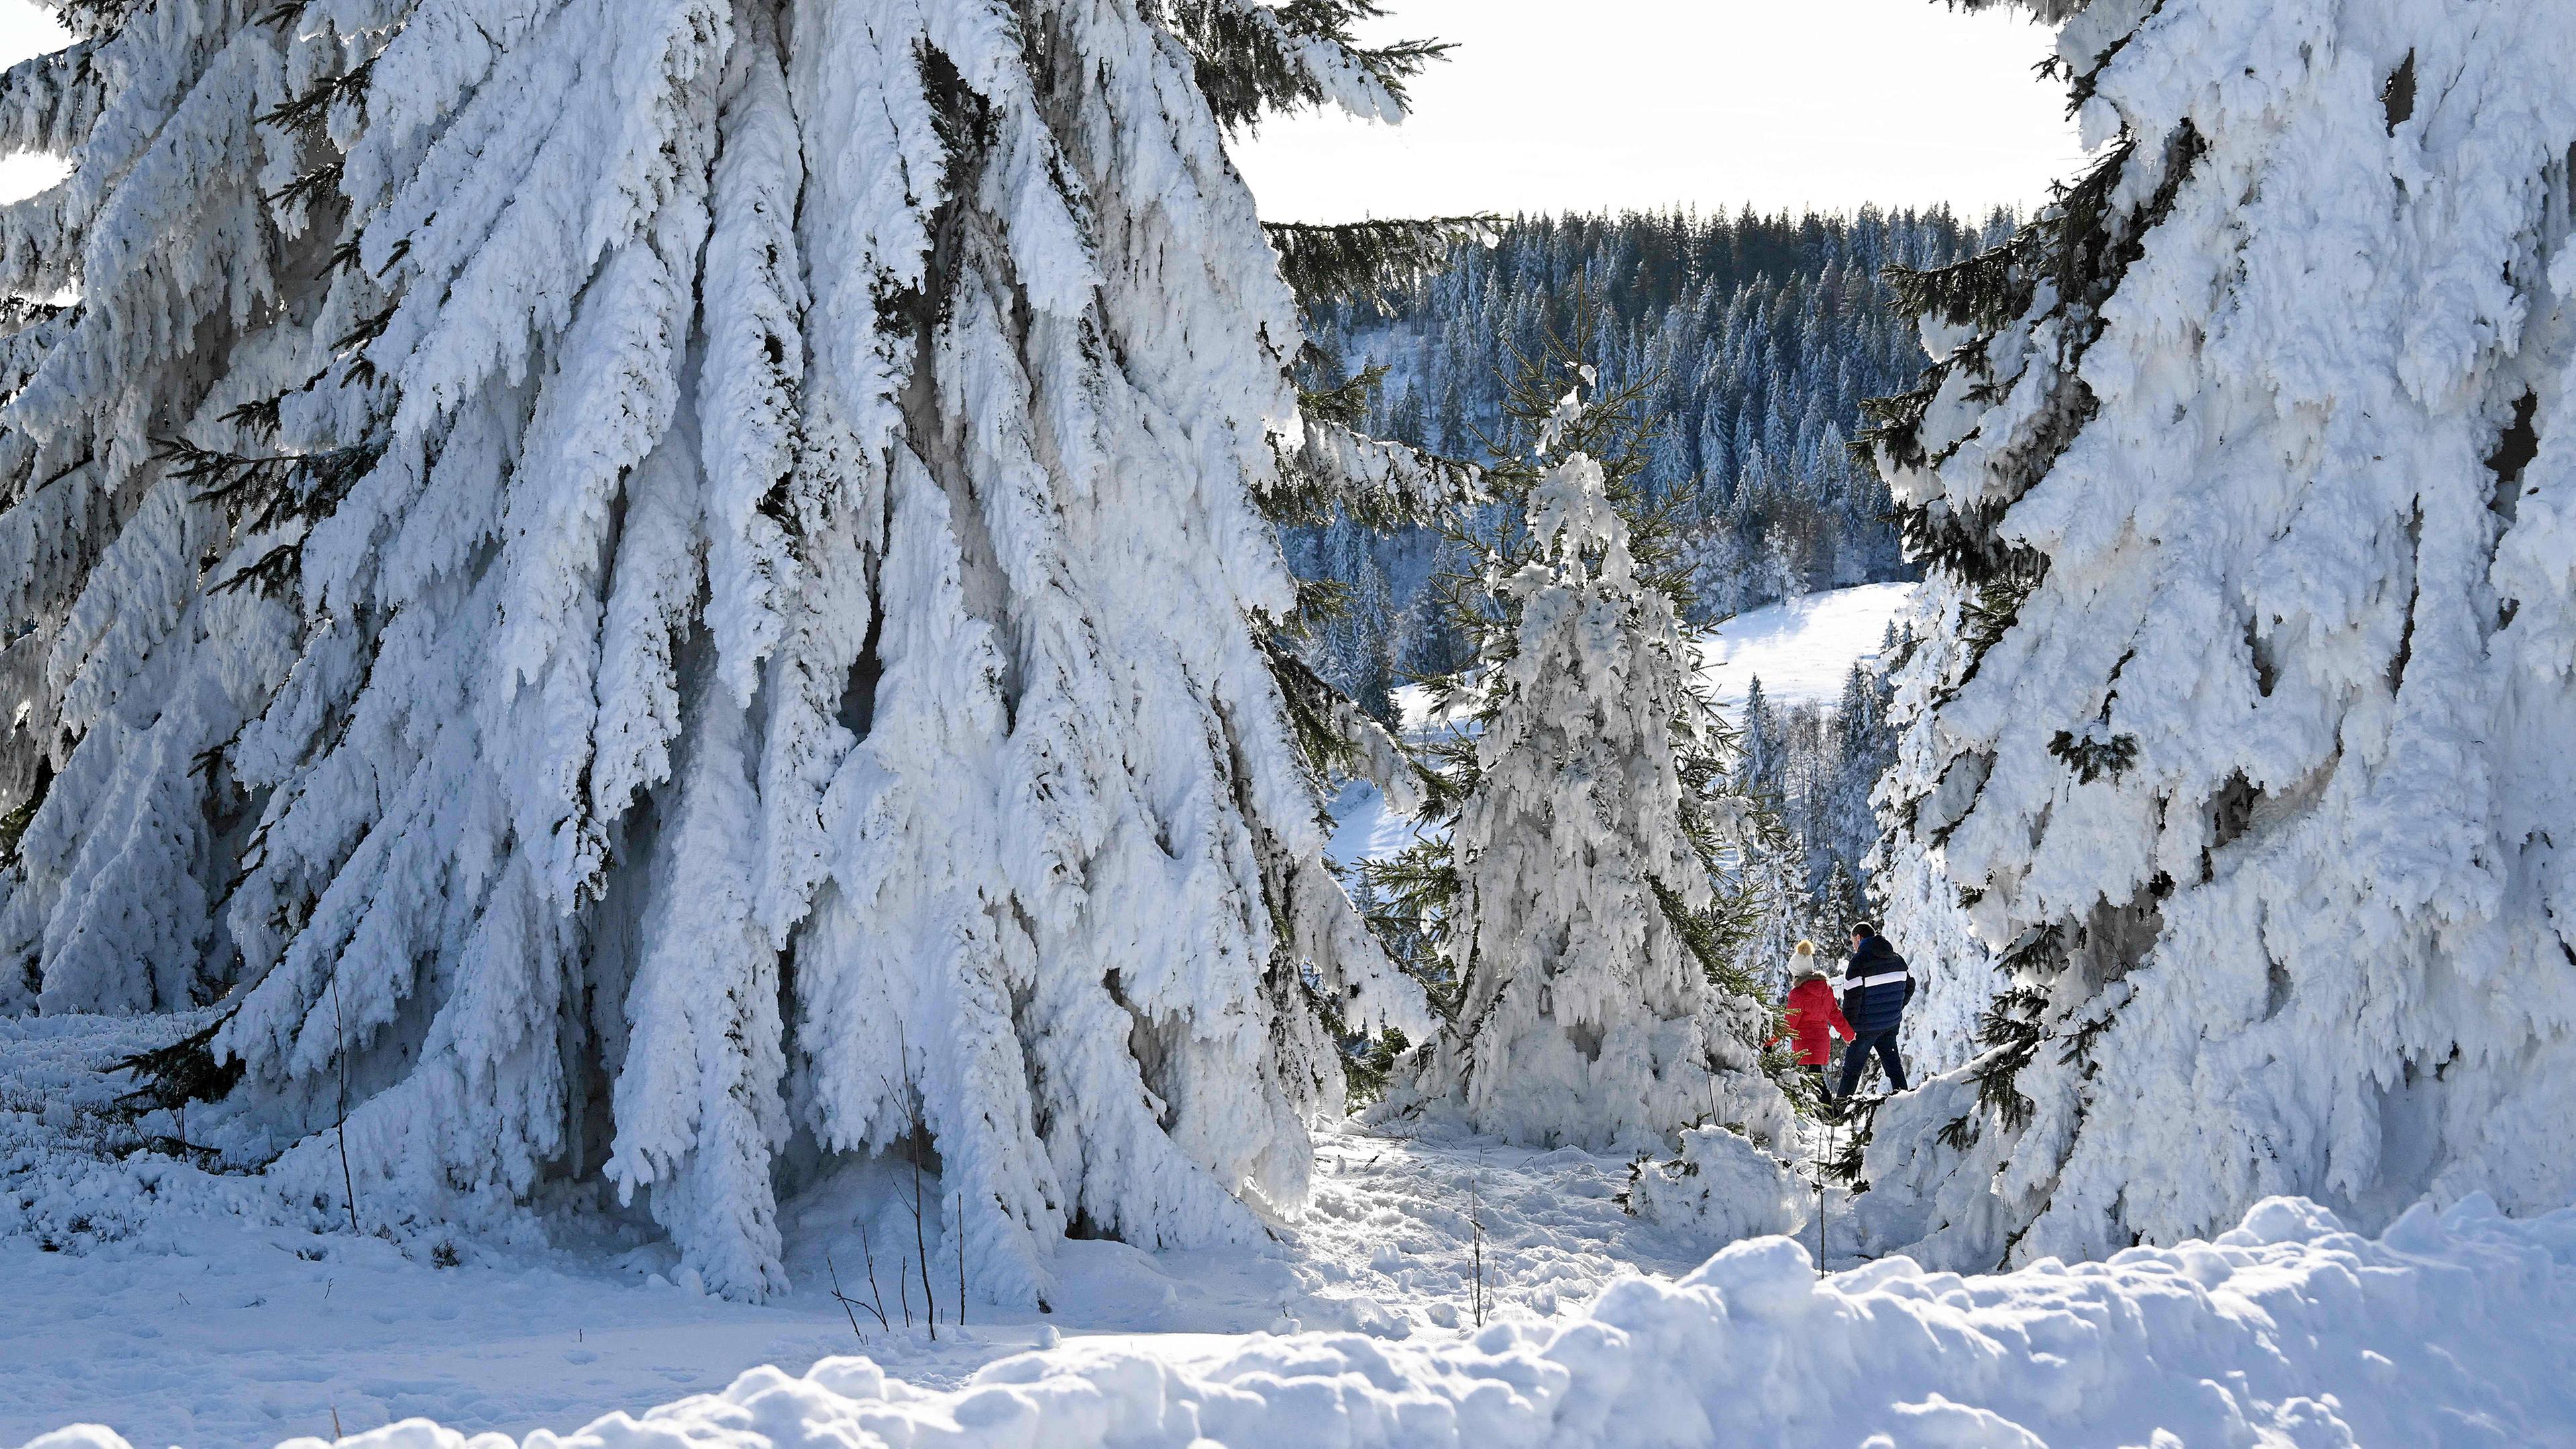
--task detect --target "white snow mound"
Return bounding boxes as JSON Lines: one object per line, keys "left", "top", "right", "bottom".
{"left": 27, "top": 1193, "right": 2571, "bottom": 1449}
{"left": 1630, "top": 1126, "right": 1811, "bottom": 1246}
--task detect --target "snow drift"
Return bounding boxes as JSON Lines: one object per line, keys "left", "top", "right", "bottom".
{"left": 23, "top": 1192, "right": 2575, "bottom": 1449}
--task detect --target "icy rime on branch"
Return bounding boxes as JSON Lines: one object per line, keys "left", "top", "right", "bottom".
{"left": 1856, "top": 0, "right": 2576, "bottom": 1269}
{"left": 0, "top": 0, "right": 1465, "bottom": 1301}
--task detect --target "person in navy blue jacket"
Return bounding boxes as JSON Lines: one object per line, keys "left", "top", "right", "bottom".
{"left": 1834, "top": 921, "right": 1913, "bottom": 1101}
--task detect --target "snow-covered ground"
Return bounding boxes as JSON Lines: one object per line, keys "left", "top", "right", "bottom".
{"left": 20, "top": 1185, "right": 2574, "bottom": 1448}
{"left": 19, "top": 572, "right": 2573, "bottom": 1447}
{"left": 1693, "top": 580, "right": 1916, "bottom": 713}
{"left": 0, "top": 1027, "right": 1772, "bottom": 1449}
{"left": 11, "top": 1010, "right": 2576, "bottom": 1447}
{"left": 1326, "top": 582, "right": 1919, "bottom": 870}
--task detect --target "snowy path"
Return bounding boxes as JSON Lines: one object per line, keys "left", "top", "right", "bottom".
{"left": 1282, "top": 1127, "right": 1725, "bottom": 1330}
{"left": 0, "top": 1121, "right": 1745, "bottom": 1448}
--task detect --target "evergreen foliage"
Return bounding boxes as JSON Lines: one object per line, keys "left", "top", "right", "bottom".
{"left": 1730, "top": 645, "right": 1901, "bottom": 995}
{"left": 0, "top": 0, "right": 1443, "bottom": 1305}
{"left": 1854, "top": 0, "right": 2576, "bottom": 1271}
{"left": 1154, "top": 0, "right": 1449, "bottom": 133}
{"left": 1264, "top": 215, "right": 1499, "bottom": 313}
{"left": 1362, "top": 328, "right": 1792, "bottom": 1151}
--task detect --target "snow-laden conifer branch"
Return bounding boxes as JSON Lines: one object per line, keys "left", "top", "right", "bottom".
{"left": 1939, "top": 0, "right": 2092, "bottom": 20}
{"left": 1267, "top": 414, "right": 1478, "bottom": 529}
{"left": 28, "top": 2, "right": 140, "bottom": 44}
{"left": 0, "top": 0, "right": 1432, "bottom": 1301}
{"left": 1263, "top": 215, "right": 1497, "bottom": 311}
{"left": 1152, "top": 0, "right": 1448, "bottom": 131}
{"left": 0, "top": 39, "right": 106, "bottom": 158}
{"left": 1858, "top": 123, "right": 2201, "bottom": 591}
{"left": 1255, "top": 214, "right": 1503, "bottom": 534}
{"left": 1857, "top": 0, "right": 2576, "bottom": 1271}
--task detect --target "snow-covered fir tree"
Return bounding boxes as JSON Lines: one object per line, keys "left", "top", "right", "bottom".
{"left": 1823, "top": 643, "right": 1899, "bottom": 877}
{"left": 1856, "top": 0, "right": 2576, "bottom": 1268}
{"left": 0, "top": 0, "right": 1470, "bottom": 1302}
{"left": 1724, "top": 652, "right": 1902, "bottom": 997}
{"left": 1371, "top": 358, "right": 1785, "bottom": 1150}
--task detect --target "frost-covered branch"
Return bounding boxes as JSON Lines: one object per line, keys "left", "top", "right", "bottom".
{"left": 1263, "top": 215, "right": 1498, "bottom": 311}
{"left": 1267, "top": 413, "right": 1478, "bottom": 529}
{"left": 1851, "top": 0, "right": 2576, "bottom": 1273}
{"left": 1151, "top": 0, "right": 1451, "bottom": 129}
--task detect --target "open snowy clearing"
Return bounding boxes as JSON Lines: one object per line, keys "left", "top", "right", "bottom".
{"left": 1691, "top": 580, "right": 1917, "bottom": 713}
{"left": 15, "top": 1023, "right": 2568, "bottom": 1449}
{"left": 15, "top": 1187, "right": 2571, "bottom": 1449}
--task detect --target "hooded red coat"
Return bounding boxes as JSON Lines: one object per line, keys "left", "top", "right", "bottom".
{"left": 1771, "top": 976, "right": 1855, "bottom": 1065}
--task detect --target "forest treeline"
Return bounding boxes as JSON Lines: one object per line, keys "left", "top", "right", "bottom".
{"left": 1284, "top": 205, "right": 2013, "bottom": 716}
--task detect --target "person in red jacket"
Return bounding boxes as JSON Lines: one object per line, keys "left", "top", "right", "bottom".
{"left": 1768, "top": 940, "right": 1854, "bottom": 1089}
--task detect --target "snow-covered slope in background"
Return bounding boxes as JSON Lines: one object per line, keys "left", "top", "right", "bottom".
{"left": 1324, "top": 685, "right": 1455, "bottom": 869}
{"left": 1694, "top": 581, "right": 1915, "bottom": 714}
{"left": 23, "top": 1192, "right": 2575, "bottom": 1449}
{"left": 1325, "top": 583, "right": 1917, "bottom": 871}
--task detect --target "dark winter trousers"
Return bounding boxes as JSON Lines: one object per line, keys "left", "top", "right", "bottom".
{"left": 1836, "top": 1028, "right": 1907, "bottom": 1099}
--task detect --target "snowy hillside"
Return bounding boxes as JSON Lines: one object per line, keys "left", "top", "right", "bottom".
{"left": 1695, "top": 581, "right": 1917, "bottom": 714}
{"left": 1325, "top": 583, "right": 1917, "bottom": 871}
{"left": 15, "top": 1185, "right": 2573, "bottom": 1448}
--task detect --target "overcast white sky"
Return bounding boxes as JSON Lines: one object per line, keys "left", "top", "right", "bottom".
{"left": 0, "top": 1, "right": 61, "bottom": 203}
{"left": 0, "top": 1, "right": 49, "bottom": 58}
{"left": 0, "top": 0, "right": 2086, "bottom": 217}
{"left": 1234, "top": 0, "right": 2086, "bottom": 220}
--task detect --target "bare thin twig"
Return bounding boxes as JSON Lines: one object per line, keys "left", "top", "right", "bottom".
{"left": 859, "top": 1224, "right": 890, "bottom": 1328}
{"left": 1469, "top": 1170, "right": 1486, "bottom": 1328}
{"left": 1817, "top": 1113, "right": 1833, "bottom": 1277}
{"left": 326, "top": 967, "right": 358, "bottom": 1233}
{"left": 893, "top": 1025, "right": 938, "bottom": 1340}
{"left": 910, "top": 1138, "right": 936, "bottom": 1339}
{"left": 826, "top": 1252, "right": 879, "bottom": 1338}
